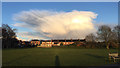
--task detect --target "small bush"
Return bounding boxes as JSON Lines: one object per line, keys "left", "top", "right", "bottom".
{"left": 60, "top": 43, "right": 63, "bottom": 46}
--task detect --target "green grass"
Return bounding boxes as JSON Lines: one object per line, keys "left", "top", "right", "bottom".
{"left": 2, "top": 47, "right": 117, "bottom": 66}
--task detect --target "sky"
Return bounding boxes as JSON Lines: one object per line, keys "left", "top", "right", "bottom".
{"left": 2, "top": 2, "right": 118, "bottom": 41}
{"left": 2, "top": 0, "right": 120, "bottom": 2}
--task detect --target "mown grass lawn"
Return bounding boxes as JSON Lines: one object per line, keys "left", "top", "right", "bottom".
{"left": 2, "top": 47, "right": 117, "bottom": 66}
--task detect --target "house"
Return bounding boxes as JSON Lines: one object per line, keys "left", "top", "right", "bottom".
{"left": 40, "top": 40, "right": 54, "bottom": 47}
{"left": 52, "top": 39, "right": 85, "bottom": 46}
{"left": 52, "top": 39, "right": 73, "bottom": 46}
{"left": 39, "top": 39, "right": 86, "bottom": 47}
{"left": 30, "top": 39, "right": 86, "bottom": 47}
{"left": 30, "top": 39, "right": 41, "bottom": 46}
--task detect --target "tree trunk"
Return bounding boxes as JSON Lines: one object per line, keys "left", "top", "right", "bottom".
{"left": 107, "top": 43, "right": 110, "bottom": 53}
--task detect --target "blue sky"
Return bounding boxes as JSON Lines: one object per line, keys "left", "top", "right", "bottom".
{"left": 3, "top": 2, "right": 118, "bottom": 26}
{"left": 2, "top": 2, "right": 118, "bottom": 40}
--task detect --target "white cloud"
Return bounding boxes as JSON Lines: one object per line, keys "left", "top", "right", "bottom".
{"left": 16, "top": 32, "right": 47, "bottom": 41}
{"left": 13, "top": 10, "right": 98, "bottom": 40}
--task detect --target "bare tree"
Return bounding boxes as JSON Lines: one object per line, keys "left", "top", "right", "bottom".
{"left": 112, "top": 25, "right": 120, "bottom": 43}
{"left": 2, "top": 24, "right": 18, "bottom": 48}
{"left": 85, "top": 33, "right": 96, "bottom": 42}
{"left": 112, "top": 25, "right": 120, "bottom": 56}
{"left": 97, "top": 25, "right": 113, "bottom": 52}
{"left": 2, "top": 24, "right": 17, "bottom": 39}
{"left": 0, "top": 27, "right": 2, "bottom": 39}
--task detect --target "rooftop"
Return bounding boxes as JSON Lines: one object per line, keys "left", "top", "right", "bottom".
{"left": 31, "top": 39, "right": 86, "bottom": 42}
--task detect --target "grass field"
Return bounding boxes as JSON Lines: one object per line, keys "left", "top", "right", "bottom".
{"left": 2, "top": 47, "right": 117, "bottom": 66}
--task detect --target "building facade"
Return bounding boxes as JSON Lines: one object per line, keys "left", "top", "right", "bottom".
{"left": 30, "top": 39, "right": 41, "bottom": 46}
{"left": 30, "top": 39, "right": 86, "bottom": 47}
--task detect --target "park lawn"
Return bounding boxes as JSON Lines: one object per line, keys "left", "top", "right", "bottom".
{"left": 2, "top": 47, "right": 117, "bottom": 66}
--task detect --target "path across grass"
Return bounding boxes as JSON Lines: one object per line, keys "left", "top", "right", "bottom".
{"left": 2, "top": 47, "right": 117, "bottom": 66}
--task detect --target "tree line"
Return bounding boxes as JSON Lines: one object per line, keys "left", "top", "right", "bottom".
{"left": 1, "top": 24, "right": 19, "bottom": 48}
{"left": 1, "top": 24, "right": 39, "bottom": 49}
{"left": 85, "top": 25, "right": 120, "bottom": 50}
{"left": 1, "top": 24, "right": 120, "bottom": 49}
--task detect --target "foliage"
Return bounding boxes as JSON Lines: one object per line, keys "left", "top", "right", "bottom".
{"left": 2, "top": 24, "right": 19, "bottom": 48}
{"left": 97, "top": 25, "right": 114, "bottom": 50}
{"left": 85, "top": 33, "right": 96, "bottom": 42}
{"left": 2, "top": 24, "right": 17, "bottom": 39}
{"left": 60, "top": 42, "right": 63, "bottom": 46}
{"left": 112, "top": 25, "right": 120, "bottom": 44}
{"left": 85, "top": 42, "right": 105, "bottom": 48}
{"left": 83, "top": 25, "right": 119, "bottom": 49}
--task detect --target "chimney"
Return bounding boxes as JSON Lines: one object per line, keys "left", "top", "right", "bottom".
{"left": 65, "top": 38, "right": 66, "bottom": 45}
{"left": 78, "top": 39, "right": 80, "bottom": 41}
{"left": 57, "top": 40, "right": 59, "bottom": 42}
{"left": 51, "top": 39, "right": 52, "bottom": 45}
{"left": 71, "top": 38, "right": 72, "bottom": 42}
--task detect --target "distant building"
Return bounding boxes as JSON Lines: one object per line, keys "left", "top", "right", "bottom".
{"left": 31, "top": 39, "right": 41, "bottom": 46}
{"left": 30, "top": 39, "right": 86, "bottom": 47}
{"left": 40, "top": 40, "right": 53, "bottom": 47}
{"left": 52, "top": 39, "right": 85, "bottom": 46}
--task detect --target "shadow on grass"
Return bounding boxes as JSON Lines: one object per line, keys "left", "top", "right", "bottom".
{"left": 85, "top": 54, "right": 120, "bottom": 65}
{"left": 85, "top": 53, "right": 105, "bottom": 58}
{"left": 55, "top": 55, "right": 60, "bottom": 66}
